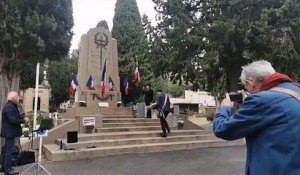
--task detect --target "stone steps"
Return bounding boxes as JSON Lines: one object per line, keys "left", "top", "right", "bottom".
{"left": 61, "top": 134, "right": 216, "bottom": 150}
{"left": 102, "top": 118, "right": 160, "bottom": 123}
{"left": 44, "top": 139, "right": 245, "bottom": 162}
{"left": 102, "top": 114, "right": 134, "bottom": 118}
{"left": 42, "top": 112, "right": 245, "bottom": 162}
{"left": 103, "top": 122, "right": 160, "bottom": 127}
{"left": 64, "top": 130, "right": 211, "bottom": 142}
{"left": 65, "top": 107, "right": 134, "bottom": 118}
{"left": 96, "top": 126, "right": 164, "bottom": 132}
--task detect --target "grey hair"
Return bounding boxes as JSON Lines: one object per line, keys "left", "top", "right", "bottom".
{"left": 7, "top": 91, "right": 18, "bottom": 101}
{"left": 240, "top": 60, "right": 276, "bottom": 85}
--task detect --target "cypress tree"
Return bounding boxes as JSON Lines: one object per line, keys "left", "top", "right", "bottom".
{"left": 112, "top": 0, "right": 148, "bottom": 104}
{"left": 112, "top": 0, "right": 147, "bottom": 72}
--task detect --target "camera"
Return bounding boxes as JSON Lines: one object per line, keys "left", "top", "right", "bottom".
{"left": 229, "top": 92, "right": 243, "bottom": 103}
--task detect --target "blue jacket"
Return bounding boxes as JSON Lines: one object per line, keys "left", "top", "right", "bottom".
{"left": 213, "top": 82, "right": 300, "bottom": 175}
{"left": 1, "top": 101, "right": 25, "bottom": 138}
{"left": 157, "top": 93, "right": 171, "bottom": 112}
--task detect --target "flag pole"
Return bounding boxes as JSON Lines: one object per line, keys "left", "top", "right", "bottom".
{"left": 133, "top": 56, "right": 140, "bottom": 105}
{"left": 33, "top": 63, "right": 40, "bottom": 133}
{"left": 73, "top": 74, "right": 85, "bottom": 98}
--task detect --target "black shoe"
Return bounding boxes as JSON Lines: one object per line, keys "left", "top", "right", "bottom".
{"left": 5, "top": 168, "right": 19, "bottom": 175}
{"left": 167, "top": 129, "right": 171, "bottom": 133}
{"left": 160, "top": 133, "right": 167, "bottom": 138}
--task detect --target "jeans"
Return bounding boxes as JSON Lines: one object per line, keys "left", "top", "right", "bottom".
{"left": 3, "top": 137, "right": 15, "bottom": 173}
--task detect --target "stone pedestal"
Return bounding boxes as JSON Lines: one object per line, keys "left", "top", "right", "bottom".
{"left": 136, "top": 103, "right": 146, "bottom": 118}
{"left": 166, "top": 113, "right": 178, "bottom": 127}
{"left": 173, "top": 105, "right": 180, "bottom": 115}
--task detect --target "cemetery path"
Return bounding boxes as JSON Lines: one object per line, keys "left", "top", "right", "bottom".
{"left": 16, "top": 146, "right": 245, "bottom": 175}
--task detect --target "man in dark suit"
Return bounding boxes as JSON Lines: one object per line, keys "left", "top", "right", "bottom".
{"left": 1, "top": 91, "right": 28, "bottom": 175}
{"left": 143, "top": 85, "right": 154, "bottom": 118}
{"left": 156, "top": 90, "right": 171, "bottom": 137}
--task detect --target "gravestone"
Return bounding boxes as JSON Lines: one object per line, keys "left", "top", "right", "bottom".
{"left": 77, "top": 21, "right": 120, "bottom": 107}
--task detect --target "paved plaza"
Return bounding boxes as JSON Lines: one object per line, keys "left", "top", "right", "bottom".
{"left": 15, "top": 146, "right": 246, "bottom": 175}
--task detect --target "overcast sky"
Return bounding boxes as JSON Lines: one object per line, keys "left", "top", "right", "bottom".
{"left": 71, "top": 0, "right": 157, "bottom": 51}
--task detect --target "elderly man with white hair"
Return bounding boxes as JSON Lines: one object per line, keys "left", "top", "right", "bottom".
{"left": 213, "top": 60, "right": 300, "bottom": 175}
{"left": 1, "top": 91, "right": 28, "bottom": 175}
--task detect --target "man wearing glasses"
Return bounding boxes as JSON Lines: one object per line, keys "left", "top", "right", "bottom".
{"left": 214, "top": 60, "right": 300, "bottom": 175}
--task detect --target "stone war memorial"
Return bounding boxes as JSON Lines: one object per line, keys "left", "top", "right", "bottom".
{"left": 22, "top": 21, "right": 243, "bottom": 163}
{"left": 76, "top": 21, "right": 121, "bottom": 108}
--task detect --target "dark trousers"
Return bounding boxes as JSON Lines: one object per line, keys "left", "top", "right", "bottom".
{"left": 3, "top": 137, "right": 15, "bottom": 173}
{"left": 160, "top": 111, "right": 170, "bottom": 135}
{"left": 146, "top": 109, "right": 151, "bottom": 118}
{"left": 146, "top": 102, "right": 151, "bottom": 118}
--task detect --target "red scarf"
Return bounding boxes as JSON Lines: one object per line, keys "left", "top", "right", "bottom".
{"left": 260, "top": 73, "right": 300, "bottom": 91}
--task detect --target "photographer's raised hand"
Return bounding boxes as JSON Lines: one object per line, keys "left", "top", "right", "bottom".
{"left": 220, "top": 93, "right": 234, "bottom": 108}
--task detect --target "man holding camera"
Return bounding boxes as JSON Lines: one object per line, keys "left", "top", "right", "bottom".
{"left": 1, "top": 91, "right": 28, "bottom": 175}
{"left": 213, "top": 60, "right": 300, "bottom": 175}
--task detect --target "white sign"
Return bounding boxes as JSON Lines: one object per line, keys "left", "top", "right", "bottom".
{"left": 98, "top": 102, "right": 109, "bottom": 108}
{"left": 82, "top": 117, "right": 96, "bottom": 126}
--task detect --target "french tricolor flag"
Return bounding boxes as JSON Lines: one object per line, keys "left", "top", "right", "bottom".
{"left": 101, "top": 60, "right": 107, "bottom": 96}
{"left": 123, "top": 77, "right": 129, "bottom": 96}
{"left": 108, "top": 76, "right": 116, "bottom": 91}
{"left": 69, "top": 75, "right": 79, "bottom": 96}
{"left": 134, "top": 61, "right": 140, "bottom": 87}
{"left": 86, "top": 75, "right": 95, "bottom": 90}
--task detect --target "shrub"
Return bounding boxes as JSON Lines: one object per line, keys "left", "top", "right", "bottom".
{"left": 23, "top": 113, "right": 53, "bottom": 131}
{"left": 206, "top": 111, "right": 215, "bottom": 121}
